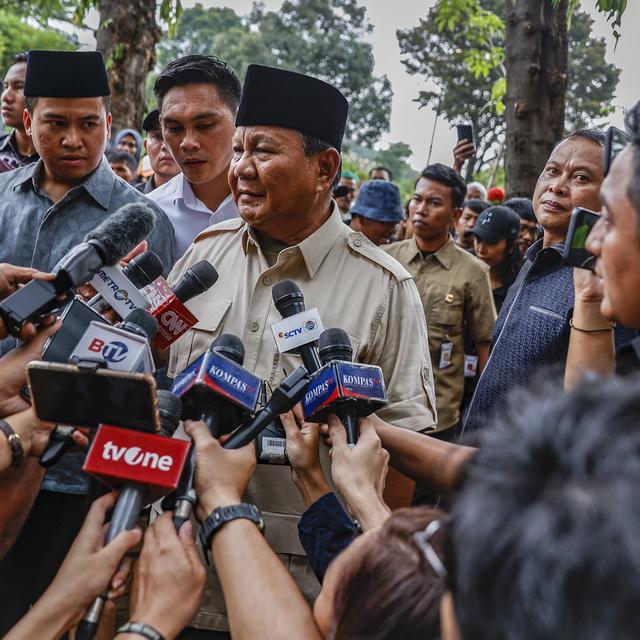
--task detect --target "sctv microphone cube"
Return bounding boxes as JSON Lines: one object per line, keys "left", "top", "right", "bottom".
{"left": 172, "top": 347, "right": 262, "bottom": 420}
{"left": 303, "top": 361, "right": 387, "bottom": 423}
{"left": 83, "top": 425, "right": 191, "bottom": 503}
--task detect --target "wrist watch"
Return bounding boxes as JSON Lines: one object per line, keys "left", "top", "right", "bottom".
{"left": 117, "top": 621, "right": 165, "bottom": 640}
{"left": 199, "top": 503, "right": 265, "bottom": 563}
{"left": 0, "top": 418, "right": 24, "bottom": 468}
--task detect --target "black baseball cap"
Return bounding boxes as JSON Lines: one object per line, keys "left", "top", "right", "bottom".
{"left": 466, "top": 205, "right": 520, "bottom": 243}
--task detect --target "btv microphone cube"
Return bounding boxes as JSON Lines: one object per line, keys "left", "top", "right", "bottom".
{"left": 71, "top": 321, "right": 155, "bottom": 373}
{"left": 83, "top": 425, "right": 191, "bottom": 502}
{"left": 172, "top": 348, "right": 262, "bottom": 418}
{"left": 303, "top": 361, "right": 387, "bottom": 423}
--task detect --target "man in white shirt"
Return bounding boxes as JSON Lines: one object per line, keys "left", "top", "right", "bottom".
{"left": 148, "top": 55, "right": 241, "bottom": 257}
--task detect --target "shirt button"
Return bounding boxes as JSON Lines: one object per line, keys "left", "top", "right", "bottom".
{"left": 263, "top": 276, "right": 273, "bottom": 286}
{"left": 353, "top": 239, "right": 362, "bottom": 247}
{"left": 249, "top": 321, "right": 260, "bottom": 332}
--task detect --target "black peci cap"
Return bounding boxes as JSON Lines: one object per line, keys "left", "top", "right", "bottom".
{"left": 236, "top": 64, "right": 349, "bottom": 151}
{"left": 142, "top": 108, "right": 160, "bottom": 132}
{"left": 24, "top": 51, "right": 110, "bottom": 98}
{"left": 466, "top": 205, "right": 521, "bottom": 244}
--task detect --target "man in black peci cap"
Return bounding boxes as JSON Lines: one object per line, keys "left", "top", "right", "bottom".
{"left": 0, "top": 50, "right": 175, "bottom": 635}
{"left": 164, "top": 63, "right": 437, "bottom": 635}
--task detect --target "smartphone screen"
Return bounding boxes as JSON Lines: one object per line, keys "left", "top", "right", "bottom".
{"left": 27, "top": 362, "right": 159, "bottom": 431}
{"left": 562, "top": 207, "right": 600, "bottom": 271}
{"left": 456, "top": 124, "right": 473, "bottom": 144}
{"left": 42, "top": 298, "right": 110, "bottom": 363}
{"left": 604, "top": 126, "right": 629, "bottom": 176}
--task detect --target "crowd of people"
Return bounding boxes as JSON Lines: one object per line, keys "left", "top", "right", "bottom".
{"left": 0, "top": 43, "right": 637, "bottom": 640}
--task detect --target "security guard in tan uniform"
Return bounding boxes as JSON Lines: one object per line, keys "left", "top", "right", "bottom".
{"left": 166, "top": 64, "right": 437, "bottom": 633}
{"left": 385, "top": 163, "right": 496, "bottom": 438}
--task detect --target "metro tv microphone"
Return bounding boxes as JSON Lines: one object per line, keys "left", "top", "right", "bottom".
{"left": 87, "top": 250, "right": 165, "bottom": 316}
{"left": 0, "top": 203, "right": 155, "bottom": 337}
{"left": 77, "top": 390, "right": 188, "bottom": 640}
{"left": 303, "top": 328, "right": 387, "bottom": 446}
{"left": 143, "top": 260, "right": 219, "bottom": 350}
{"left": 171, "top": 334, "right": 262, "bottom": 530}
{"left": 271, "top": 280, "right": 322, "bottom": 373}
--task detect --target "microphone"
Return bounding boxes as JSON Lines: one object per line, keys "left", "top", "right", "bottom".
{"left": 87, "top": 251, "right": 165, "bottom": 316}
{"left": 223, "top": 367, "right": 310, "bottom": 449}
{"left": 77, "top": 390, "right": 188, "bottom": 640}
{"left": 39, "top": 309, "right": 159, "bottom": 468}
{"left": 148, "top": 261, "right": 219, "bottom": 350}
{"left": 303, "top": 328, "right": 388, "bottom": 446}
{"left": 0, "top": 203, "right": 156, "bottom": 337}
{"left": 171, "top": 334, "right": 262, "bottom": 530}
{"left": 271, "top": 280, "right": 322, "bottom": 373}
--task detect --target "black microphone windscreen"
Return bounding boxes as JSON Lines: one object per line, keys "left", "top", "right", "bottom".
{"left": 85, "top": 203, "right": 156, "bottom": 265}
{"left": 173, "top": 261, "right": 218, "bottom": 303}
{"left": 157, "top": 390, "right": 182, "bottom": 436}
{"left": 124, "top": 251, "right": 164, "bottom": 289}
{"left": 272, "top": 279, "right": 303, "bottom": 307}
{"left": 121, "top": 308, "right": 159, "bottom": 341}
{"left": 210, "top": 333, "right": 245, "bottom": 366}
{"left": 318, "top": 327, "right": 353, "bottom": 364}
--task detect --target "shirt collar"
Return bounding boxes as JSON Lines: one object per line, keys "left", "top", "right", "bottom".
{"left": 526, "top": 237, "right": 565, "bottom": 261}
{"left": 242, "top": 201, "right": 344, "bottom": 277}
{"left": 405, "top": 235, "right": 456, "bottom": 269}
{"left": 0, "top": 132, "right": 14, "bottom": 152}
{"left": 12, "top": 156, "right": 113, "bottom": 210}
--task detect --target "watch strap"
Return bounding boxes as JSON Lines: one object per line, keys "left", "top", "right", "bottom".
{"left": 199, "top": 503, "right": 264, "bottom": 563}
{"left": 0, "top": 418, "right": 24, "bottom": 468}
{"left": 117, "top": 621, "right": 165, "bottom": 640}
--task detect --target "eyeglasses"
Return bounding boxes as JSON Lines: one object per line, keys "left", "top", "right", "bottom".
{"left": 413, "top": 518, "right": 447, "bottom": 579}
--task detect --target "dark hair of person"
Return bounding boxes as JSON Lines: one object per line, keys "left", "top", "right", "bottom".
{"left": 153, "top": 54, "right": 241, "bottom": 114}
{"left": 301, "top": 133, "right": 341, "bottom": 189}
{"left": 624, "top": 100, "right": 640, "bottom": 218}
{"left": 328, "top": 507, "right": 445, "bottom": 640}
{"left": 369, "top": 165, "right": 393, "bottom": 181}
{"left": 462, "top": 199, "right": 489, "bottom": 216}
{"left": 418, "top": 163, "right": 467, "bottom": 208}
{"left": 504, "top": 196, "right": 536, "bottom": 223}
{"left": 25, "top": 95, "right": 111, "bottom": 114}
{"left": 496, "top": 238, "right": 523, "bottom": 289}
{"left": 107, "top": 150, "right": 136, "bottom": 174}
{"left": 559, "top": 127, "right": 605, "bottom": 148}
{"left": 449, "top": 374, "right": 640, "bottom": 640}
{"left": 11, "top": 52, "right": 28, "bottom": 65}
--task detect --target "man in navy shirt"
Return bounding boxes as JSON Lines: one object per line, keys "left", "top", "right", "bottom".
{"left": 463, "top": 129, "right": 637, "bottom": 433}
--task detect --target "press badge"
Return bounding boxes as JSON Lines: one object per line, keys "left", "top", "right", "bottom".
{"left": 464, "top": 354, "right": 479, "bottom": 377}
{"left": 439, "top": 341, "right": 453, "bottom": 369}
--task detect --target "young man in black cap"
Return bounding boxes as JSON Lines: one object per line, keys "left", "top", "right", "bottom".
{"left": 136, "top": 108, "right": 180, "bottom": 194}
{"left": 164, "top": 63, "right": 436, "bottom": 635}
{"left": 0, "top": 52, "right": 38, "bottom": 172}
{"left": 0, "top": 50, "right": 175, "bottom": 634}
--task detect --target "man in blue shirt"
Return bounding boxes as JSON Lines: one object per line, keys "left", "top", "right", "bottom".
{"left": 0, "top": 50, "right": 175, "bottom": 634}
{"left": 463, "top": 129, "right": 637, "bottom": 433}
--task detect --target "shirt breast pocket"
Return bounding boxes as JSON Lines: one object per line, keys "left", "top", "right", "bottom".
{"left": 429, "top": 294, "right": 464, "bottom": 335}
{"left": 172, "top": 296, "right": 233, "bottom": 375}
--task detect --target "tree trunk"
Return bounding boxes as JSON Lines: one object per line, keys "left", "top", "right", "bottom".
{"left": 504, "top": 0, "right": 568, "bottom": 197}
{"left": 96, "top": 0, "right": 161, "bottom": 133}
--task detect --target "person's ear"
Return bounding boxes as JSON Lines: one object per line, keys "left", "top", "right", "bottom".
{"left": 316, "top": 147, "right": 341, "bottom": 194}
{"left": 23, "top": 109, "right": 32, "bottom": 136}
{"left": 452, "top": 207, "right": 463, "bottom": 224}
{"left": 105, "top": 113, "right": 112, "bottom": 141}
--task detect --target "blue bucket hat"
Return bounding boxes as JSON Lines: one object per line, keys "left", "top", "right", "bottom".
{"left": 351, "top": 180, "right": 404, "bottom": 223}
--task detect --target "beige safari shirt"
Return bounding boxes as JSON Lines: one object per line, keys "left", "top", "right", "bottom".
{"left": 385, "top": 236, "right": 495, "bottom": 431}
{"left": 168, "top": 205, "right": 437, "bottom": 630}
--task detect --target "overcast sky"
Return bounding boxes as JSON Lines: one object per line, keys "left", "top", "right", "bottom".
{"left": 77, "top": 0, "right": 639, "bottom": 171}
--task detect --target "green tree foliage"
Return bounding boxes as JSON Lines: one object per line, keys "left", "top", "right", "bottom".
{"left": 397, "top": 2, "right": 620, "bottom": 176}
{"left": 0, "top": 10, "right": 75, "bottom": 75}
{"left": 372, "top": 142, "right": 415, "bottom": 182}
{"left": 155, "top": 1, "right": 393, "bottom": 147}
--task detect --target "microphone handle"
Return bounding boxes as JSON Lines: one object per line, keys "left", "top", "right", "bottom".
{"left": 339, "top": 408, "right": 359, "bottom": 447}
{"left": 77, "top": 482, "right": 145, "bottom": 640}
{"left": 223, "top": 408, "right": 276, "bottom": 450}
{"left": 297, "top": 344, "right": 321, "bottom": 373}
{"left": 173, "top": 447, "right": 197, "bottom": 532}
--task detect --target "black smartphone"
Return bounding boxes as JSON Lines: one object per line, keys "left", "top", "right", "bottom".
{"left": 27, "top": 361, "right": 160, "bottom": 431}
{"left": 604, "top": 126, "right": 628, "bottom": 176}
{"left": 562, "top": 207, "right": 600, "bottom": 271}
{"left": 42, "top": 297, "right": 110, "bottom": 363}
{"left": 456, "top": 123, "right": 473, "bottom": 145}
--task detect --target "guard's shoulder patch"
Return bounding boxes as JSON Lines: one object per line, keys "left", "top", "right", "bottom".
{"left": 345, "top": 232, "right": 412, "bottom": 282}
